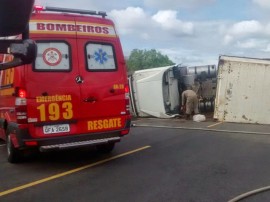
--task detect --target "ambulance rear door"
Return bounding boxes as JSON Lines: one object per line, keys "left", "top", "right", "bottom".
{"left": 25, "top": 14, "right": 82, "bottom": 137}
{"left": 74, "top": 16, "right": 128, "bottom": 131}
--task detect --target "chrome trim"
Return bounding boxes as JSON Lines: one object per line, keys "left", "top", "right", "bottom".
{"left": 39, "top": 137, "right": 120, "bottom": 152}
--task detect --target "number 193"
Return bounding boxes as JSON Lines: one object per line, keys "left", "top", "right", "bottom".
{"left": 37, "top": 102, "right": 73, "bottom": 121}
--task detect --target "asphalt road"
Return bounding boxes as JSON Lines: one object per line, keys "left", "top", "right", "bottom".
{"left": 1, "top": 126, "right": 270, "bottom": 202}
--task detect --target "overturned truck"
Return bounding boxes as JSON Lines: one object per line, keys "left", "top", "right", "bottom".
{"left": 129, "top": 64, "right": 217, "bottom": 118}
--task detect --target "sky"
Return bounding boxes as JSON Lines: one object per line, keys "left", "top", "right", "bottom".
{"left": 36, "top": 0, "right": 270, "bottom": 66}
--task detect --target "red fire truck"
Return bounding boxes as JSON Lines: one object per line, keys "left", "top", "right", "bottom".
{"left": 0, "top": 6, "right": 131, "bottom": 163}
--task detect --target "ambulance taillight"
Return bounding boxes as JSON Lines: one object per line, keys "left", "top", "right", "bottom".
{"left": 15, "top": 88, "right": 27, "bottom": 124}
{"left": 18, "top": 89, "right": 26, "bottom": 98}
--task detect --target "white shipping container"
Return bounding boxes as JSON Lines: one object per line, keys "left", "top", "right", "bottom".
{"left": 214, "top": 55, "right": 270, "bottom": 124}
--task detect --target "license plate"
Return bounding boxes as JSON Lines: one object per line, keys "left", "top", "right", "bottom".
{"left": 43, "top": 124, "right": 70, "bottom": 134}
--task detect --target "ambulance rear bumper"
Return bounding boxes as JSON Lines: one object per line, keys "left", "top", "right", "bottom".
{"left": 39, "top": 137, "right": 120, "bottom": 152}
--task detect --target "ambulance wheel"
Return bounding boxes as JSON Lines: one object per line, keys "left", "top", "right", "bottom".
{"left": 96, "top": 143, "right": 115, "bottom": 153}
{"left": 6, "top": 133, "right": 22, "bottom": 163}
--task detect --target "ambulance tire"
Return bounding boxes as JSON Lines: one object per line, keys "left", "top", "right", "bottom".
{"left": 6, "top": 133, "right": 23, "bottom": 163}
{"left": 96, "top": 143, "right": 115, "bottom": 153}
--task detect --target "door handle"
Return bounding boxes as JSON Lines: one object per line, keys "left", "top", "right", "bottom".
{"left": 84, "top": 96, "right": 97, "bottom": 103}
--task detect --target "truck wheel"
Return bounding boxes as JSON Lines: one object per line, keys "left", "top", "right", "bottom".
{"left": 96, "top": 143, "right": 115, "bottom": 153}
{"left": 6, "top": 134, "right": 22, "bottom": 163}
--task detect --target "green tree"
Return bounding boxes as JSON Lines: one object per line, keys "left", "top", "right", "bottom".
{"left": 126, "top": 49, "right": 174, "bottom": 72}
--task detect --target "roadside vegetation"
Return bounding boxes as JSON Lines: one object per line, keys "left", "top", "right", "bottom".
{"left": 126, "top": 49, "right": 174, "bottom": 72}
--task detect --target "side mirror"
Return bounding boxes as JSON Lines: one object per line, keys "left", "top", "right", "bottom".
{"left": 0, "top": 0, "right": 35, "bottom": 36}
{"left": 0, "top": 0, "right": 36, "bottom": 69}
{"left": 0, "top": 39, "right": 37, "bottom": 69}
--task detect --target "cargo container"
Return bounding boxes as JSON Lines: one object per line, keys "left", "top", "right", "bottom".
{"left": 214, "top": 55, "right": 270, "bottom": 124}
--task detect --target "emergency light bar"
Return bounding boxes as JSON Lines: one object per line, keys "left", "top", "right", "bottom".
{"left": 34, "top": 6, "right": 107, "bottom": 18}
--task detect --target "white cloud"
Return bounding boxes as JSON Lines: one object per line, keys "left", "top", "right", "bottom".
{"left": 152, "top": 11, "right": 194, "bottom": 35}
{"left": 109, "top": 8, "right": 194, "bottom": 40}
{"left": 109, "top": 7, "right": 149, "bottom": 35}
{"left": 158, "top": 48, "right": 195, "bottom": 65}
{"left": 263, "top": 44, "right": 270, "bottom": 52}
{"left": 252, "top": 0, "right": 270, "bottom": 9}
{"left": 141, "top": 33, "right": 150, "bottom": 40}
{"left": 229, "top": 20, "right": 263, "bottom": 36}
{"left": 40, "top": 0, "right": 142, "bottom": 11}
{"left": 222, "top": 20, "right": 265, "bottom": 45}
{"left": 220, "top": 21, "right": 270, "bottom": 60}
{"left": 157, "top": 47, "right": 218, "bottom": 66}
{"left": 223, "top": 35, "right": 233, "bottom": 45}
{"left": 236, "top": 39, "right": 259, "bottom": 49}
{"left": 144, "top": 0, "right": 216, "bottom": 10}
{"left": 38, "top": 0, "right": 99, "bottom": 10}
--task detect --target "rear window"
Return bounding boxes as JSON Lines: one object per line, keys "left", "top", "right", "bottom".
{"left": 34, "top": 41, "right": 71, "bottom": 71}
{"left": 86, "top": 43, "right": 117, "bottom": 71}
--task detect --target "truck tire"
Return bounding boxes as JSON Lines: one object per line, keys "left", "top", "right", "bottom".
{"left": 7, "top": 133, "right": 22, "bottom": 163}
{"left": 96, "top": 143, "right": 115, "bottom": 153}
